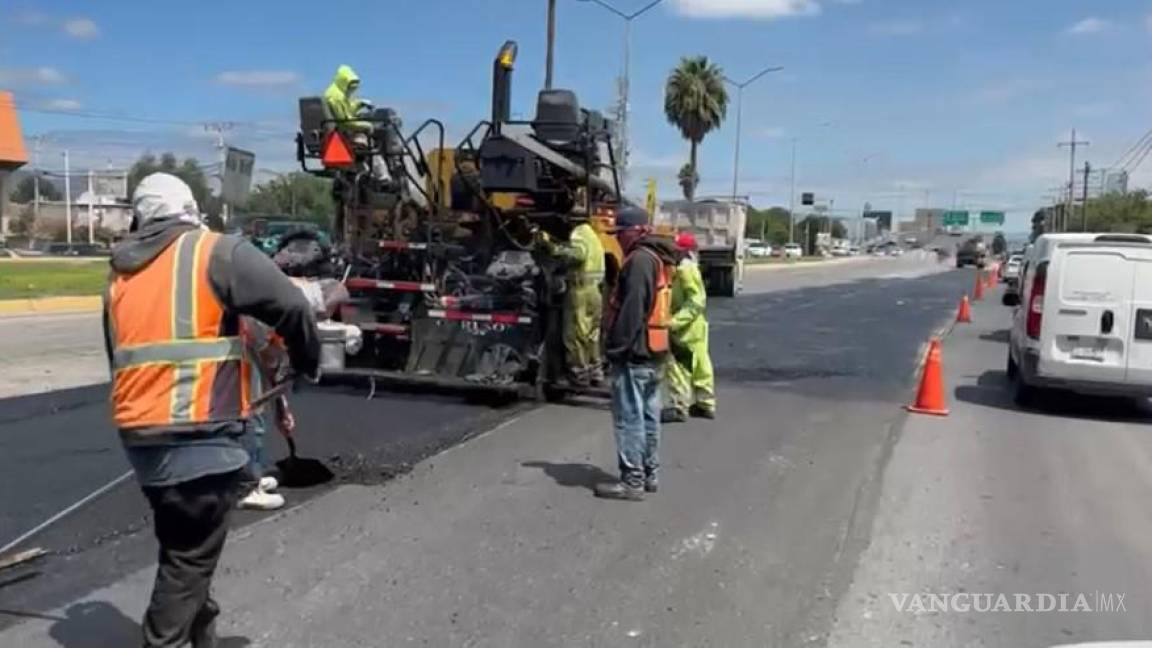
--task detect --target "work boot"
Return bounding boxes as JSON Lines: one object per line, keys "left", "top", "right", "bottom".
{"left": 644, "top": 477, "right": 659, "bottom": 493}
{"left": 689, "top": 404, "right": 716, "bottom": 420}
{"left": 661, "top": 408, "right": 688, "bottom": 424}
{"left": 238, "top": 487, "right": 285, "bottom": 511}
{"left": 190, "top": 599, "right": 220, "bottom": 648}
{"left": 594, "top": 480, "right": 644, "bottom": 501}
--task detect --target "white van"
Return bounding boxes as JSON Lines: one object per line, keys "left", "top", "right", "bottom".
{"left": 1006, "top": 233, "right": 1152, "bottom": 405}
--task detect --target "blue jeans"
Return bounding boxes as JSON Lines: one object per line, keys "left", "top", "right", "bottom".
{"left": 241, "top": 414, "right": 268, "bottom": 478}
{"left": 610, "top": 362, "right": 661, "bottom": 487}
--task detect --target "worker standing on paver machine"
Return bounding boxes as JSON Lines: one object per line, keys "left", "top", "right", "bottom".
{"left": 596, "top": 206, "right": 678, "bottom": 501}
{"left": 662, "top": 231, "right": 716, "bottom": 423}
{"left": 324, "top": 64, "right": 373, "bottom": 137}
{"left": 103, "top": 172, "right": 319, "bottom": 647}
{"left": 540, "top": 212, "right": 606, "bottom": 386}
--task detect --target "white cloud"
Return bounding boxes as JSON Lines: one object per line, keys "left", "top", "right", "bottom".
{"left": 867, "top": 19, "right": 924, "bottom": 36}
{"left": 0, "top": 66, "right": 70, "bottom": 86}
{"left": 43, "top": 98, "right": 82, "bottom": 111}
{"left": 672, "top": 0, "right": 821, "bottom": 20}
{"left": 1067, "top": 17, "right": 1109, "bottom": 35}
{"left": 62, "top": 17, "right": 99, "bottom": 39}
{"left": 214, "top": 70, "right": 300, "bottom": 87}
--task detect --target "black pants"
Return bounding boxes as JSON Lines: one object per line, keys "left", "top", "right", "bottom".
{"left": 140, "top": 470, "right": 244, "bottom": 647}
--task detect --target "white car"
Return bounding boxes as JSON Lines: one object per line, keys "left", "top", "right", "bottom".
{"left": 887, "top": 247, "right": 905, "bottom": 257}
{"left": 1006, "top": 233, "right": 1152, "bottom": 406}
{"left": 1000, "top": 254, "right": 1023, "bottom": 285}
{"left": 747, "top": 244, "right": 772, "bottom": 258}
{"left": 782, "top": 243, "right": 803, "bottom": 259}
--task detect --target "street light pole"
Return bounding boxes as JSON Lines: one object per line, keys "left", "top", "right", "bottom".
{"left": 577, "top": 0, "right": 666, "bottom": 190}
{"left": 545, "top": 0, "right": 557, "bottom": 90}
{"left": 723, "top": 65, "right": 784, "bottom": 201}
{"left": 789, "top": 137, "right": 797, "bottom": 244}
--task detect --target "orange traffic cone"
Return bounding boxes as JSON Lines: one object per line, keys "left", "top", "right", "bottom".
{"left": 956, "top": 295, "right": 972, "bottom": 324}
{"left": 973, "top": 272, "right": 985, "bottom": 301}
{"left": 906, "top": 338, "right": 950, "bottom": 416}
{"left": 986, "top": 270, "right": 996, "bottom": 290}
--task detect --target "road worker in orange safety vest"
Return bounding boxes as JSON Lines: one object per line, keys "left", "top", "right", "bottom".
{"left": 597, "top": 205, "right": 678, "bottom": 501}
{"left": 102, "top": 172, "right": 320, "bottom": 648}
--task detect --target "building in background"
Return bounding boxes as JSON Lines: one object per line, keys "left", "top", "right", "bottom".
{"left": 913, "top": 208, "right": 945, "bottom": 233}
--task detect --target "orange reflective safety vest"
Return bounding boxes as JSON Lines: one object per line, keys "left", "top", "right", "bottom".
{"left": 612, "top": 246, "right": 673, "bottom": 355}
{"left": 107, "top": 230, "right": 253, "bottom": 436}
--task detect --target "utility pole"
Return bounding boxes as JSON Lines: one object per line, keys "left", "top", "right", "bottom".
{"left": 62, "top": 151, "right": 72, "bottom": 247}
{"left": 32, "top": 136, "right": 41, "bottom": 223}
{"left": 545, "top": 0, "right": 557, "bottom": 90}
{"left": 1081, "top": 161, "right": 1091, "bottom": 231}
{"left": 87, "top": 169, "right": 95, "bottom": 244}
{"left": 577, "top": 0, "right": 666, "bottom": 191}
{"left": 789, "top": 137, "right": 797, "bottom": 244}
{"left": 1057, "top": 129, "right": 1089, "bottom": 234}
{"left": 205, "top": 122, "right": 235, "bottom": 226}
{"left": 723, "top": 65, "right": 784, "bottom": 201}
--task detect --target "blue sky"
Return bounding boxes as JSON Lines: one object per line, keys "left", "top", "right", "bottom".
{"left": 3, "top": 0, "right": 1151, "bottom": 232}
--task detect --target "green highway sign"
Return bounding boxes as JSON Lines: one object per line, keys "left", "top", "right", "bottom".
{"left": 979, "top": 211, "right": 1005, "bottom": 225}
{"left": 943, "top": 210, "right": 970, "bottom": 226}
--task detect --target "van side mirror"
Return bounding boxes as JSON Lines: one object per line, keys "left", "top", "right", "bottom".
{"left": 1002, "top": 291, "right": 1020, "bottom": 307}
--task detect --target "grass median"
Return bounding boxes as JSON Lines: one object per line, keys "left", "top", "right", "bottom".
{"left": 0, "top": 260, "right": 108, "bottom": 300}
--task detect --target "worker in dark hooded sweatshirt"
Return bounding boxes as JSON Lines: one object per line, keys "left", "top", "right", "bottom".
{"left": 103, "top": 172, "right": 319, "bottom": 647}
{"left": 597, "top": 205, "right": 678, "bottom": 501}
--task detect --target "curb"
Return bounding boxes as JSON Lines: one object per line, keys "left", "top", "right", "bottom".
{"left": 0, "top": 295, "right": 102, "bottom": 317}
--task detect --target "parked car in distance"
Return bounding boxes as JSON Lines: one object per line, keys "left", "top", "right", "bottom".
{"left": 888, "top": 247, "right": 905, "bottom": 257}
{"left": 747, "top": 244, "right": 772, "bottom": 258}
{"left": 1005, "top": 233, "right": 1152, "bottom": 407}
{"left": 848, "top": 246, "right": 861, "bottom": 256}
{"left": 1001, "top": 254, "right": 1023, "bottom": 285}
{"left": 783, "top": 243, "right": 803, "bottom": 259}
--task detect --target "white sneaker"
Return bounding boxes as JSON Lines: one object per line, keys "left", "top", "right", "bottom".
{"left": 238, "top": 488, "right": 284, "bottom": 511}
{"left": 259, "top": 476, "right": 279, "bottom": 493}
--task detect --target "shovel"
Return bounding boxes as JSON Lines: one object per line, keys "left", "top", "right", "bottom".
{"left": 266, "top": 381, "right": 334, "bottom": 488}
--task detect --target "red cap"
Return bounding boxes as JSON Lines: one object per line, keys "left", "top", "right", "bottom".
{"left": 675, "top": 231, "right": 698, "bottom": 251}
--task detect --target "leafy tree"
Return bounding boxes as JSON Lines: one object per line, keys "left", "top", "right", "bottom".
{"left": 677, "top": 164, "right": 698, "bottom": 201}
{"left": 1030, "top": 209, "right": 1047, "bottom": 243}
{"left": 8, "top": 174, "right": 62, "bottom": 202}
{"left": 796, "top": 216, "right": 847, "bottom": 253}
{"left": 745, "top": 206, "right": 791, "bottom": 244}
{"left": 127, "top": 153, "right": 220, "bottom": 216}
{"left": 664, "top": 56, "right": 728, "bottom": 202}
{"left": 991, "top": 232, "right": 1007, "bottom": 255}
{"left": 239, "top": 172, "right": 334, "bottom": 227}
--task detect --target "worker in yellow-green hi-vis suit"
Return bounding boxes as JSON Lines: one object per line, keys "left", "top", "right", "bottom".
{"left": 662, "top": 231, "right": 716, "bottom": 422}
{"left": 541, "top": 216, "right": 606, "bottom": 386}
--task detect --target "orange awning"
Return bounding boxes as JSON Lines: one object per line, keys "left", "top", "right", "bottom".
{"left": 0, "top": 91, "right": 28, "bottom": 169}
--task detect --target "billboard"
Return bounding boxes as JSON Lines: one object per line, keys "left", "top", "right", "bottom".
{"left": 92, "top": 171, "right": 128, "bottom": 200}
{"left": 1103, "top": 170, "right": 1128, "bottom": 195}
{"left": 222, "top": 147, "right": 255, "bottom": 204}
{"left": 864, "top": 210, "right": 893, "bottom": 232}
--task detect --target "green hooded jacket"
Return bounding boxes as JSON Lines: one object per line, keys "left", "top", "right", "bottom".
{"left": 324, "top": 65, "right": 370, "bottom": 132}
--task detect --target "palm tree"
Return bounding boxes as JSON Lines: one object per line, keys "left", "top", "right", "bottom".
{"left": 677, "top": 164, "right": 698, "bottom": 201}
{"left": 664, "top": 56, "right": 729, "bottom": 201}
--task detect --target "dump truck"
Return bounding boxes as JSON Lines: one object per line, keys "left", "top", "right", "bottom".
{"left": 955, "top": 235, "right": 987, "bottom": 269}
{"left": 293, "top": 41, "right": 630, "bottom": 399}
{"left": 654, "top": 199, "right": 746, "bottom": 297}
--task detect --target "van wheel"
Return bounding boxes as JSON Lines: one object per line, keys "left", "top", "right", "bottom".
{"left": 1011, "top": 364, "right": 1038, "bottom": 408}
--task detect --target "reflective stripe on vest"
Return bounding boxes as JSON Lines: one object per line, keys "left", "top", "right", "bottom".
{"left": 108, "top": 230, "right": 251, "bottom": 431}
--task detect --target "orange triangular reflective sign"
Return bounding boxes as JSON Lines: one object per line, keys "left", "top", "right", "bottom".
{"left": 321, "top": 130, "right": 355, "bottom": 168}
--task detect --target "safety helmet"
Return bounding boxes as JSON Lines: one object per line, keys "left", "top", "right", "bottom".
{"left": 675, "top": 231, "right": 698, "bottom": 251}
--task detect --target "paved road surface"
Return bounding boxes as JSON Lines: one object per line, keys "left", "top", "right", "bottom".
{"left": 0, "top": 254, "right": 971, "bottom": 646}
